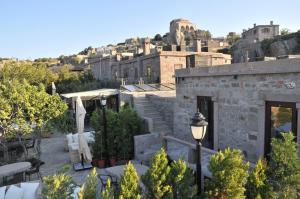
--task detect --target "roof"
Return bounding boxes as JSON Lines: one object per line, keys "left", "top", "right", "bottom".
{"left": 60, "top": 89, "right": 119, "bottom": 100}
{"left": 120, "top": 83, "right": 175, "bottom": 92}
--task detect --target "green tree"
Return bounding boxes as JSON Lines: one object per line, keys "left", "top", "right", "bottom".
{"left": 119, "top": 161, "right": 142, "bottom": 199}
{"left": 205, "top": 148, "right": 249, "bottom": 199}
{"left": 246, "top": 158, "right": 270, "bottom": 199}
{"left": 280, "top": 28, "right": 290, "bottom": 35}
{"left": 0, "top": 80, "right": 67, "bottom": 138}
{"left": 226, "top": 32, "right": 241, "bottom": 45}
{"left": 43, "top": 173, "right": 76, "bottom": 199}
{"left": 101, "top": 179, "right": 115, "bottom": 199}
{"left": 266, "top": 132, "right": 300, "bottom": 199}
{"left": 141, "top": 148, "right": 172, "bottom": 199}
{"left": 154, "top": 34, "right": 163, "bottom": 41}
{"left": 168, "top": 159, "right": 197, "bottom": 199}
{"left": 78, "top": 167, "right": 98, "bottom": 199}
{"left": 118, "top": 107, "right": 143, "bottom": 159}
{"left": 91, "top": 109, "right": 120, "bottom": 158}
{"left": 0, "top": 61, "right": 58, "bottom": 87}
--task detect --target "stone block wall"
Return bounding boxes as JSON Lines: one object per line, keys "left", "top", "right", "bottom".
{"left": 174, "top": 59, "right": 300, "bottom": 162}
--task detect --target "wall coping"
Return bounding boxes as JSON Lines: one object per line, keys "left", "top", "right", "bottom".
{"left": 175, "top": 58, "right": 300, "bottom": 78}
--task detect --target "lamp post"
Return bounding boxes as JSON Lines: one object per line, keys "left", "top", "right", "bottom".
{"left": 100, "top": 96, "right": 109, "bottom": 167}
{"left": 190, "top": 110, "right": 208, "bottom": 196}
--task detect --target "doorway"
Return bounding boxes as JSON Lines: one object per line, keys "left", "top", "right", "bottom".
{"left": 265, "top": 101, "right": 297, "bottom": 156}
{"left": 197, "top": 96, "right": 214, "bottom": 149}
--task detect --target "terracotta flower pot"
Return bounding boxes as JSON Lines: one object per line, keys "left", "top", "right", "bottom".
{"left": 98, "top": 159, "right": 105, "bottom": 168}
{"left": 109, "top": 157, "right": 117, "bottom": 166}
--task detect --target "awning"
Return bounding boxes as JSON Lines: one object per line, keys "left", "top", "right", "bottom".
{"left": 60, "top": 89, "right": 119, "bottom": 100}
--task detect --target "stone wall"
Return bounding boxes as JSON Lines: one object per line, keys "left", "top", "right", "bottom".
{"left": 174, "top": 58, "right": 300, "bottom": 162}
{"left": 146, "top": 92, "right": 176, "bottom": 131}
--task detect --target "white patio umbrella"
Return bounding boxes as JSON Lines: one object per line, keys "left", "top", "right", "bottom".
{"left": 75, "top": 96, "right": 92, "bottom": 163}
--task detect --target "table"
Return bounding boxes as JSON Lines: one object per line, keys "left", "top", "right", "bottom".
{"left": 0, "top": 162, "right": 31, "bottom": 178}
{"left": 105, "top": 164, "right": 149, "bottom": 179}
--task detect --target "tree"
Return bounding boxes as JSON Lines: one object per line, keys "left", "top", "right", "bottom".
{"left": 118, "top": 107, "right": 143, "bottom": 159}
{"left": 119, "top": 161, "right": 142, "bottom": 199}
{"left": 0, "top": 80, "right": 67, "bottom": 138}
{"left": 168, "top": 159, "right": 197, "bottom": 199}
{"left": 226, "top": 32, "right": 241, "bottom": 45}
{"left": 154, "top": 34, "right": 162, "bottom": 41}
{"left": 141, "top": 148, "right": 172, "bottom": 199}
{"left": 43, "top": 173, "right": 76, "bottom": 199}
{"left": 101, "top": 179, "right": 115, "bottom": 199}
{"left": 78, "top": 167, "right": 98, "bottom": 199}
{"left": 281, "top": 28, "right": 290, "bottom": 35}
{"left": 205, "top": 148, "right": 249, "bottom": 199}
{"left": 266, "top": 132, "right": 300, "bottom": 199}
{"left": 0, "top": 61, "right": 58, "bottom": 87}
{"left": 246, "top": 158, "right": 270, "bottom": 199}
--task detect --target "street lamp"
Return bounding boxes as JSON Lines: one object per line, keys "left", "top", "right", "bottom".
{"left": 100, "top": 96, "right": 109, "bottom": 167}
{"left": 190, "top": 110, "right": 208, "bottom": 195}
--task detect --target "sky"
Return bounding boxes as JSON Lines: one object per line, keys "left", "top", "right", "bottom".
{"left": 0, "top": 0, "right": 299, "bottom": 59}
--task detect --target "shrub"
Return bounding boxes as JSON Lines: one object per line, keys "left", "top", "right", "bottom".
{"left": 141, "top": 148, "right": 172, "bottom": 199}
{"left": 246, "top": 158, "right": 270, "bottom": 199}
{"left": 205, "top": 148, "right": 249, "bottom": 199}
{"left": 101, "top": 179, "right": 115, "bottom": 199}
{"left": 54, "top": 110, "right": 75, "bottom": 133}
{"left": 168, "top": 159, "right": 197, "bottom": 199}
{"left": 266, "top": 132, "right": 300, "bottom": 199}
{"left": 119, "top": 161, "right": 142, "bottom": 199}
{"left": 118, "top": 107, "right": 143, "bottom": 159}
{"left": 78, "top": 167, "right": 98, "bottom": 199}
{"left": 43, "top": 173, "right": 76, "bottom": 199}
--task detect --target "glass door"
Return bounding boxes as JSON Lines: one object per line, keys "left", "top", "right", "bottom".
{"left": 265, "top": 101, "right": 297, "bottom": 156}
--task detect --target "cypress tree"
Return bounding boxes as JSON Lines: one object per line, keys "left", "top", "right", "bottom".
{"left": 168, "top": 159, "right": 197, "bottom": 199}
{"left": 205, "top": 148, "right": 249, "bottom": 199}
{"left": 266, "top": 132, "right": 300, "bottom": 199}
{"left": 246, "top": 159, "right": 270, "bottom": 199}
{"left": 141, "top": 148, "right": 172, "bottom": 199}
{"left": 101, "top": 179, "right": 115, "bottom": 199}
{"left": 118, "top": 161, "right": 142, "bottom": 199}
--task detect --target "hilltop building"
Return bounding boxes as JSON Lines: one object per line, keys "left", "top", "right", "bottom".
{"left": 241, "top": 21, "right": 279, "bottom": 43}
{"left": 88, "top": 19, "right": 231, "bottom": 84}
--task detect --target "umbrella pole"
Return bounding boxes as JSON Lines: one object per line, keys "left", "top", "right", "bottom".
{"left": 81, "top": 153, "right": 84, "bottom": 167}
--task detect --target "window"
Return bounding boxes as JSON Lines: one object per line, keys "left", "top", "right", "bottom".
{"left": 265, "top": 101, "right": 297, "bottom": 156}
{"left": 262, "top": 28, "right": 270, "bottom": 33}
{"left": 253, "top": 29, "right": 257, "bottom": 34}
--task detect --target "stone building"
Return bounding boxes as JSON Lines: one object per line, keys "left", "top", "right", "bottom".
{"left": 169, "top": 19, "right": 197, "bottom": 45}
{"left": 174, "top": 58, "right": 300, "bottom": 162}
{"left": 241, "top": 21, "right": 279, "bottom": 43}
{"left": 89, "top": 48, "right": 231, "bottom": 84}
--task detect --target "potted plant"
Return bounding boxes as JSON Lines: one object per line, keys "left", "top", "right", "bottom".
{"left": 92, "top": 131, "right": 106, "bottom": 168}
{"left": 41, "top": 121, "right": 54, "bottom": 138}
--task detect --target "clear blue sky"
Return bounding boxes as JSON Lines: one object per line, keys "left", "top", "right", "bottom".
{"left": 0, "top": 0, "right": 299, "bottom": 59}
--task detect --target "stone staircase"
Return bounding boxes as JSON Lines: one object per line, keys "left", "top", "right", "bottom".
{"left": 132, "top": 93, "right": 172, "bottom": 162}
{"left": 133, "top": 94, "right": 172, "bottom": 135}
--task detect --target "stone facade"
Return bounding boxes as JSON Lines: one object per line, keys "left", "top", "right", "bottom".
{"left": 241, "top": 21, "right": 279, "bottom": 43}
{"left": 174, "top": 58, "right": 300, "bottom": 162}
{"left": 90, "top": 51, "right": 231, "bottom": 84}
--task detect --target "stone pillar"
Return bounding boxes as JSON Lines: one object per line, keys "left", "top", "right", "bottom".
{"left": 297, "top": 103, "right": 300, "bottom": 156}
{"left": 257, "top": 101, "right": 266, "bottom": 158}
{"left": 212, "top": 97, "right": 219, "bottom": 150}
{"left": 143, "top": 38, "right": 151, "bottom": 55}
{"left": 171, "top": 45, "right": 177, "bottom": 51}
{"left": 194, "top": 39, "right": 202, "bottom": 52}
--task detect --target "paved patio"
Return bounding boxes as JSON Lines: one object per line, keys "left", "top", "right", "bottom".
{"left": 39, "top": 133, "right": 106, "bottom": 185}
